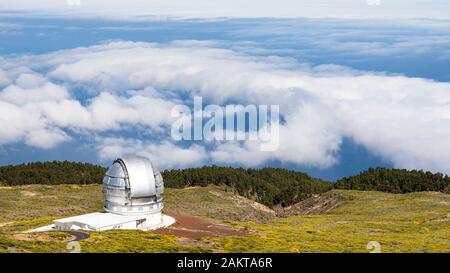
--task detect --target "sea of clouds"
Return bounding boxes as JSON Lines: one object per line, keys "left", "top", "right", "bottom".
{"left": 1, "top": 40, "right": 450, "bottom": 172}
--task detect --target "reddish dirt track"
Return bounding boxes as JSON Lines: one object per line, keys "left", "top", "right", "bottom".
{"left": 155, "top": 212, "right": 246, "bottom": 238}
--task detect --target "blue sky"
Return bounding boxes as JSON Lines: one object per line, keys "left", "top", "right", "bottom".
{"left": 0, "top": 3, "right": 450, "bottom": 181}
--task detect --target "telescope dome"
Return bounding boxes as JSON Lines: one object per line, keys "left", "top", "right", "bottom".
{"left": 102, "top": 157, "right": 164, "bottom": 216}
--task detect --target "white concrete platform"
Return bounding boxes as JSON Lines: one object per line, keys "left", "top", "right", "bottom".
{"left": 29, "top": 213, "right": 175, "bottom": 232}
{"left": 143, "top": 215, "right": 176, "bottom": 231}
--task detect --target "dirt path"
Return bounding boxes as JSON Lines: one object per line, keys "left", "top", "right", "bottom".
{"left": 155, "top": 212, "right": 246, "bottom": 238}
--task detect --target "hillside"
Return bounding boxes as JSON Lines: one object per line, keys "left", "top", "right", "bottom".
{"left": 335, "top": 167, "right": 450, "bottom": 193}
{"left": 0, "top": 162, "right": 449, "bottom": 253}
{"left": 0, "top": 184, "right": 449, "bottom": 253}
{"left": 0, "top": 163, "right": 332, "bottom": 208}
{"left": 163, "top": 166, "right": 332, "bottom": 207}
{"left": 2, "top": 162, "right": 449, "bottom": 208}
{"left": 0, "top": 161, "right": 106, "bottom": 186}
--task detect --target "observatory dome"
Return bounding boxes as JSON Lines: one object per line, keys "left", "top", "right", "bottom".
{"left": 38, "top": 156, "right": 174, "bottom": 232}
{"left": 103, "top": 157, "right": 164, "bottom": 216}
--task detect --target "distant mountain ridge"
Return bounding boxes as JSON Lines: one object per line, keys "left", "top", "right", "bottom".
{"left": 0, "top": 162, "right": 448, "bottom": 208}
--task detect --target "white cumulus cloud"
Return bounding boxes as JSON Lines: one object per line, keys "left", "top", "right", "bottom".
{"left": 96, "top": 137, "right": 207, "bottom": 169}
{"left": 1, "top": 0, "right": 450, "bottom": 20}
{"left": 0, "top": 41, "right": 450, "bottom": 172}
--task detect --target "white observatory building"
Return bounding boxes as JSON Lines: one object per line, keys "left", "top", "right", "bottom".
{"left": 34, "top": 157, "right": 174, "bottom": 232}
{"left": 102, "top": 157, "right": 164, "bottom": 225}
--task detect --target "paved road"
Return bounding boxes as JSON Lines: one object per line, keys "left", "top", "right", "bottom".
{"left": 67, "top": 230, "right": 90, "bottom": 241}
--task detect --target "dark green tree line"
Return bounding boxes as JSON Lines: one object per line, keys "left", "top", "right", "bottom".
{"left": 1, "top": 162, "right": 448, "bottom": 207}
{"left": 334, "top": 167, "right": 450, "bottom": 193}
{"left": 0, "top": 161, "right": 106, "bottom": 186}
{"left": 162, "top": 166, "right": 332, "bottom": 207}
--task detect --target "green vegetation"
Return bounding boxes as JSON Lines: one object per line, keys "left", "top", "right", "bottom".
{"left": 0, "top": 162, "right": 331, "bottom": 207}
{"left": 163, "top": 166, "right": 331, "bottom": 207}
{"left": 81, "top": 230, "right": 208, "bottom": 253}
{"left": 206, "top": 190, "right": 450, "bottom": 253}
{"left": 335, "top": 167, "right": 450, "bottom": 194}
{"left": 0, "top": 184, "right": 102, "bottom": 226}
{"left": 2, "top": 162, "right": 449, "bottom": 208}
{"left": 0, "top": 185, "right": 448, "bottom": 253}
{"left": 0, "top": 231, "right": 70, "bottom": 253}
{"left": 165, "top": 185, "right": 276, "bottom": 222}
{"left": 0, "top": 162, "right": 448, "bottom": 253}
{"left": 0, "top": 161, "right": 106, "bottom": 186}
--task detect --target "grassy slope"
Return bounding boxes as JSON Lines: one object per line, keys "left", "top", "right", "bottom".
{"left": 211, "top": 190, "right": 450, "bottom": 253}
{"left": 0, "top": 185, "right": 449, "bottom": 253}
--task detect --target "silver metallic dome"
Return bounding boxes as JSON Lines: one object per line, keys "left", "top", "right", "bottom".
{"left": 102, "top": 157, "right": 164, "bottom": 216}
